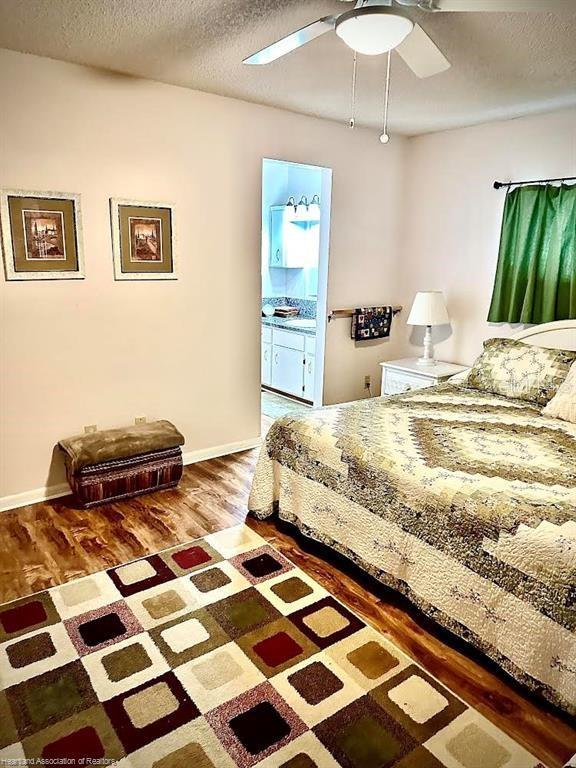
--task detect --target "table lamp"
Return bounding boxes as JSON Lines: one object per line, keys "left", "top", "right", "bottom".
{"left": 407, "top": 291, "right": 450, "bottom": 366}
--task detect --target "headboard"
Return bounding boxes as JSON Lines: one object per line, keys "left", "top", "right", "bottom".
{"left": 511, "top": 320, "right": 576, "bottom": 351}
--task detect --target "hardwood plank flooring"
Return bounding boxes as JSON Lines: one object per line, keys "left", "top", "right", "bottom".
{"left": 0, "top": 434, "right": 574, "bottom": 767}
{"left": 0, "top": 449, "right": 255, "bottom": 601}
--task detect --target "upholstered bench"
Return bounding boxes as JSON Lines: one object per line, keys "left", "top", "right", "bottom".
{"left": 58, "top": 420, "right": 184, "bottom": 508}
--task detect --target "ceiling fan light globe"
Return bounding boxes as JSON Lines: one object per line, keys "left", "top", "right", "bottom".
{"left": 336, "top": 11, "right": 413, "bottom": 56}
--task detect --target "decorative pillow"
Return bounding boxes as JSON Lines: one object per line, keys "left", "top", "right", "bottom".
{"left": 465, "top": 337, "right": 576, "bottom": 406}
{"left": 542, "top": 363, "right": 576, "bottom": 422}
{"left": 448, "top": 368, "right": 470, "bottom": 385}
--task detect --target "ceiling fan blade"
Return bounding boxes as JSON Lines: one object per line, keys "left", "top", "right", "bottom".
{"left": 395, "top": 23, "right": 450, "bottom": 78}
{"left": 420, "top": 0, "right": 570, "bottom": 10}
{"left": 243, "top": 16, "right": 337, "bottom": 65}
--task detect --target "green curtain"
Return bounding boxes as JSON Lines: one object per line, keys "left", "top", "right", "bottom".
{"left": 488, "top": 183, "right": 576, "bottom": 323}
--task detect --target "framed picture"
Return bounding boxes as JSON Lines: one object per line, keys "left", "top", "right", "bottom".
{"left": 110, "top": 199, "right": 176, "bottom": 280}
{"left": 1, "top": 189, "right": 84, "bottom": 280}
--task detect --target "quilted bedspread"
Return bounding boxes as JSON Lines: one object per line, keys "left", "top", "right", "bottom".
{"left": 249, "top": 384, "right": 576, "bottom": 715}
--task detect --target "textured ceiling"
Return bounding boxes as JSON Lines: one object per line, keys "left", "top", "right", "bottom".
{"left": 0, "top": 0, "right": 575, "bottom": 135}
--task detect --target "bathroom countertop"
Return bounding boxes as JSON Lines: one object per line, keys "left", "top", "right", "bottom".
{"left": 261, "top": 316, "right": 316, "bottom": 336}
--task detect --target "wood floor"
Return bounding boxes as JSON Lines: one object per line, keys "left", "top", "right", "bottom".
{"left": 1, "top": 439, "right": 574, "bottom": 767}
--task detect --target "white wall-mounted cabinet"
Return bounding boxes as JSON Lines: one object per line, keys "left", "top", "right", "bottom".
{"left": 269, "top": 206, "right": 320, "bottom": 269}
{"left": 262, "top": 325, "right": 315, "bottom": 402}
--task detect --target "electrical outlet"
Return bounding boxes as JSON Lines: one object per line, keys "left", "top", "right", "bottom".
{"left": 135, "top": 416, "right": 147, "bottom": 425}
{"left": 364, "top": 375, "right": 371, "bottom": 389}
{"left": 84, "top": 424, "right": 97, "bottom": 434}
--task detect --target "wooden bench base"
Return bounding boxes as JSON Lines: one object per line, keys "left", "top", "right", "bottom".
{"left": 65, "top": 446, "right": 183, "bottom": 508}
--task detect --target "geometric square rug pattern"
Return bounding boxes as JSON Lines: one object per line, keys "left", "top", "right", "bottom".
{"left": 0, "top": 525, "right": 544, "bottom": 767}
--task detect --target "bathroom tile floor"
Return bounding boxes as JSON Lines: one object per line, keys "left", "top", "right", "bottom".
{"left": 261, "top": 391, "right": 310, "bottom": 421}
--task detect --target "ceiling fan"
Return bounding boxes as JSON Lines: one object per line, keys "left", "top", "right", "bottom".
{"left": 244, "top": 0, "right": 569, "bottom": 79}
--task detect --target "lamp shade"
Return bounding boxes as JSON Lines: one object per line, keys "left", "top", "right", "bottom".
{"left": 407, "top": 291, "right": 449, "bottom": 326}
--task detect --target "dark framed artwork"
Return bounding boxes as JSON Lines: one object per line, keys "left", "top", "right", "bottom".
{"left": 1, "top": 189, "right": 84, "bottom": 280}
{"left": 110, "top": 199, "right": 176, "bottom": 280}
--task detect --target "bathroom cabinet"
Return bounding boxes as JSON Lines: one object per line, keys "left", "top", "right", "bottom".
{"left": 261, "top": 325, "right": 315, "bottom": 401}
{"left": 269, "top": 206, "right": 320, "bottom": 269}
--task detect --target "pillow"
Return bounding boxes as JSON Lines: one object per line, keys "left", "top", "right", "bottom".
{"left": 448, "top": 368, "right": 471, "bottom": 385}
{"left": 542, "top": 363, "right": 576, "bottom": 422}
{"left": 465, "top": 337, "right": 576, "bottom": 406}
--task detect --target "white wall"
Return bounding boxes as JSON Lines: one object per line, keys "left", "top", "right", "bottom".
{"left": 323, "top": 130, "right": 408, "bottom": 405}
{"left": 397, "top": 109, "right": 576, "bottom": 366}
{"left": 0, "top": 48, "right": 407, "bottom": 502}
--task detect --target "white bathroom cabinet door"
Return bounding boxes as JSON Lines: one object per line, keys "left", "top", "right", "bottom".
{"left": 303, "top": 353, "right": 315, "bottom": 401}
{"left": 269, "top": 207, "right": 285, "bottom": 267}
{"left": 269, "top": 206, "right": 319, "bottom": 269}
{"left": 272, "top": 345, "right": 304, "bottom": 397}
{"left": 261, "top": 341, "right": 272, "bottom": 386}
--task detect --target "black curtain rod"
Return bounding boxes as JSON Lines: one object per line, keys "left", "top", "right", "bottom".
{"left": 493, "top": 176, "right": 576, "bottom": 190}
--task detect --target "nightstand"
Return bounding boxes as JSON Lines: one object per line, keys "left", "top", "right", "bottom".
{"left": 379, "top": 358, "right": 468, "bottom": 396}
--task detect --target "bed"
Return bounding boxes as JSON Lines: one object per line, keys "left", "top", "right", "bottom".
{"left": 249, "top": 321, "right": 576, "bottom": 715}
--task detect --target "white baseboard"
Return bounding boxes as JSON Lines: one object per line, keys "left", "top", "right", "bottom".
{"left": 0, "top": 437, "right": 262, "bottom": 514}
{"left": 181, "top": 437, "right": 261, "bottom": 466}
{"left": 0, "top": 483, "right": 72, "bottom": 513}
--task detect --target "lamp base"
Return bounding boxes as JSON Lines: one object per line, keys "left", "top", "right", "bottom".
{"left": 417, "top": 325, "right": 435, "bottom": 367}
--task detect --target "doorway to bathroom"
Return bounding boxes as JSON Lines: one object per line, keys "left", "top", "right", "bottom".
{"left": 260, "top": 158, "right": 332, "bottom": 423}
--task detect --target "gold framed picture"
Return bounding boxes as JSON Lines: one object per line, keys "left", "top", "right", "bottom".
{"left": 1, "top": 189, "right": 85, "bottom": 280}
{"left": 110, "top": 199, "right": 176, "bottom": 280}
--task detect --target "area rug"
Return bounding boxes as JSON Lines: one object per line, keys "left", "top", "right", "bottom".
{"left": 0, "top": 525, "right": 544, "bottom": 767}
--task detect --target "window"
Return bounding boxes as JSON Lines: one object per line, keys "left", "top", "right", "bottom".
{"left": 488, "top": 183, "right": 575, "bottom": 323}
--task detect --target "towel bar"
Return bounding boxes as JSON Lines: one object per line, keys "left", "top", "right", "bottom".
{"left": 327, "top": 306, "right": 402, "bottom": 322}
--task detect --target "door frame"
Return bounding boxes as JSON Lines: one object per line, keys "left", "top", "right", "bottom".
{"left": 260, "top": 157, "right": 332, "bottom": 408}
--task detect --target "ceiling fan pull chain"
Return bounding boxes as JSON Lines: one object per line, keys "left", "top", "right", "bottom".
{"left": 380, "top": 50, "right": 391, "bottom": 144}
{"left": 350, "top": 51, "right": 357, "bottom": 129}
